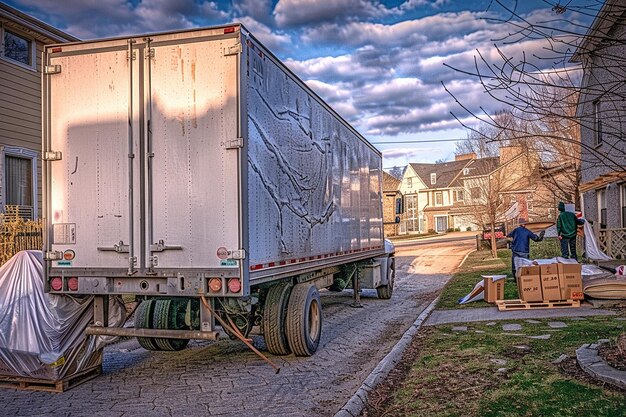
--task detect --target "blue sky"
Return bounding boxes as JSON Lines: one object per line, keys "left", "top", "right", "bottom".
{"left": 5, "top": 0, "right": 599, "bottom": 169}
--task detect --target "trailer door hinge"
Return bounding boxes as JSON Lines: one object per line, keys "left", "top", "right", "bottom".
{"left": 43, "top": 151, "right": 62, "bottom": 161}
{"left": 225, "top": 138, "right": 244, "bottom": 149}
{"left": 146, "top": 48, "right": 155, "bottom": 59}
{"left": 127, "top": 51, "right": 137, "bottom": 60}
{"left": 44, "top": 65, "right": 61, "bottom": 74}
{"left": 44, "top": 251, "right": 63, "bottom": 261}
{"left": 224, "top": 43, "right": 242, "bottom": 56}
{"left": 231, "top": 249, "right": 246, "bottom": 260}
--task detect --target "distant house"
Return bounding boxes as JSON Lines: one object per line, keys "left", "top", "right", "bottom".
{"left": 398, "top": 154, "right": 473, "bottom": 234}
{"left": 571, "top": 0, "right": 626, "bottom": 258}
{"left": 382, "top": 171, "right": 402, "bottom": 237}
{"left": 397, "top": 146, "right": 555, "bottom": 236}
{"left": 0, "top": 3, "right": 77, "bottom": 219}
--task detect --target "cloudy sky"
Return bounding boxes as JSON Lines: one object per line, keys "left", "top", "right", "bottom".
{"left": 5, "top": 0, "right": 599, "bottom": 168}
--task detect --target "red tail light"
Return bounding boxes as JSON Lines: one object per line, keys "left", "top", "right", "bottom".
{"left": 68, "top": 277, "right": 78, "bottom": 291}
{"left": 50, "top": 277, "right": 62, "bottom": 291}
{"left": 227, "top": 278, "right": 241, "bottom": 293}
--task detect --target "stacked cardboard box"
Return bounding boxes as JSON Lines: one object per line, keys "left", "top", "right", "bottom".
{"left": 483, "top": 275, "right": 506, "bottom": 303}
{"left": 516, "top": 262, "right": 583, "bottom": 302}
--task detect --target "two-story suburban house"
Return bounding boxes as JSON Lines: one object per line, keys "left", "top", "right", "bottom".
{"left": 396, "top": 145, "right": 555, "bottom": 235}
{"left": 0, "top": 3, "right": 77, "bottom": 219}
{"left": 571, "top": 0, "right": 626, "bottom": 258}
{"left": 398, "top": 155, "right": 473, "bottom": 234}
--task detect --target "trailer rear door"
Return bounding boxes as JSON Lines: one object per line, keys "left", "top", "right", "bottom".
{"left": 46, "top": 41, "right": 141, "bottom": 270}
{"left": 145, "top": 35, "right": 241, "bottom": 270}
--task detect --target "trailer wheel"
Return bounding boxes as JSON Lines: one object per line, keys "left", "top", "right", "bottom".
{"left": 152, "top": 299, "right": 190, "bottom": 351}
{"left": 286, "top": 283, "right": 322, "bottom": 356}
{"left": 262, "top": 281, "right": 292, "bottom": 355}
{"left": 135, "top": 299, "right": 159, "bottom": 351}
{"left": 376, "top": 257, "right": 395, "bottom": 300}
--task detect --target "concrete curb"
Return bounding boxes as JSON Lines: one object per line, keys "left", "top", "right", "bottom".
{"left": 334, "top": 297, "right": 439, "bottom": 417}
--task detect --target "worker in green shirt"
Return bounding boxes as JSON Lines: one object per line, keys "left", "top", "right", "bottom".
{"left": 556, "top": 202, "right": 585, "bottom": 259}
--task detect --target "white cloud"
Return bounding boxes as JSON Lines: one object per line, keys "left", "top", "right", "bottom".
{"left": 273, "top": 0, "right": 395, "bottom": 27}
{"left": 236, "top": 17, "right": 291, "bottom": 52}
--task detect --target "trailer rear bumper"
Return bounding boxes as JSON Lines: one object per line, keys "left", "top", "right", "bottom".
{"left": 86, "top": 326, "right": 220, "bottom": 341}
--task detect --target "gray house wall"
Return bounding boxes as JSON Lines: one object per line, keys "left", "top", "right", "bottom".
{"left": 576, "top": 3, "right": 626, "bottom": 229}
{"left": 0, "top": 3, "right": 77, "bottom": 219}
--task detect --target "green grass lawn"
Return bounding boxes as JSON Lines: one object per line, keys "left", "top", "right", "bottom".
{"left": 367, "top": 239, "right": 626, "bottom": 417}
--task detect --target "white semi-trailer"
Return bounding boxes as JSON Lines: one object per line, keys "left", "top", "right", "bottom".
{"left": 42, "top": 24, "right": 394, "bottom": 356}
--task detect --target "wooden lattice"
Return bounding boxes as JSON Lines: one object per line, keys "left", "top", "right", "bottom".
{"left": 598, "top": 228, "right": 626, "bottom": 260}
{"left": 0, "top": 206, "right": 43, "bottom": 265}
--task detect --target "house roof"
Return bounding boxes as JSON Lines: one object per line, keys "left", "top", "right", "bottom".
{"left": 449, "top": 157, "right": 499, "bottom": 186}
{"left": 0, "top": 3, "right": 78, "bottom": 43}
{"left": 382, "top": 171, "right": 401, "bottom": 192}
{"left": 571, "top": 0, "right": 623, "bottom": 62}
{"left": 409, "top": 159, "right": 471, "bottom": 189}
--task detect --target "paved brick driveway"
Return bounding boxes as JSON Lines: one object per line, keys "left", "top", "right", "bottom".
{"left": 0, "top": 237, "right": 475, "bottom": 416}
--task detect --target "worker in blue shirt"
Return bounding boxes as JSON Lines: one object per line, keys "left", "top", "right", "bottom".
{"left": 507, "top": 219, "right": 544, "bottom": 280}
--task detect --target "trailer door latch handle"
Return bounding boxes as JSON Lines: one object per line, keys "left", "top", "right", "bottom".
{"left": 150, "top": 240, "right": 183, "bottom": 252}
{"left": 97, "top": 241, "right": 130, "bottom": 253}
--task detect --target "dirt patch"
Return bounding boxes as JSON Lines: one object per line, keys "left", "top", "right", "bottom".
{"left": 362, "top": 328, "right": 497, "bottom": 417}
{"left": 598, "top": 333, "right": 626, "bottom": 372}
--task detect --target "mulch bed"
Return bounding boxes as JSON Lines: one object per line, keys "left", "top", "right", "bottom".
{"left": 598, "top": 333, "right": 626, "bottom": 372}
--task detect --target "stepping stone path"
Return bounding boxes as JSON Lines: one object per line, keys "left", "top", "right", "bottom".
{"left": 529, "top": 334, "right": 552, "bottom": 340}
{"left": 552, "top": 354, "right": 568, "bottom": 364}
{"left": 503, "top": 323, "right": 522, "bottom": 331}
{"left": 486, "top": 322, "right": 497, "bottom": 326}
{"left": 452, "top": 326, "right": 468, "bottom": 332}
{"left": 524, "top": 320, "right": 541, "bottom": 324}
{"left": 548, "top": 321, "right": 568, "bottom": 329}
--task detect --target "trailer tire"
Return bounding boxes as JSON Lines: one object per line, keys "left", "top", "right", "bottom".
{"left": 152, "top": 299, "right": 190, "bottom": 351}
{"left": 286, "top": 283, "right": 322, "bottom": 357}
{"left": 262, "top": 281, "right": 292, "bottom": 355}
{"left": 376, "top": 257, "right": 395, "bottom": 300}
{"left": 135, "top": 299, "right": 160, "bottom": 351}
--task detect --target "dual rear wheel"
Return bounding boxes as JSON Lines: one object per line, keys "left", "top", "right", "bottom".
{"left": 135, "top": 299, "right": 190, "bottom": 351}
{"left": 263, "top": 282, "right": 322, "bottom": 357}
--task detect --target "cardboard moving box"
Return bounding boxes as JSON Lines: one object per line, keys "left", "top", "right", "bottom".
{"left": 540, "top": 263, "right": 562, "bottom": 301}
{"left": 483, "top": 275, "right": 506, "bottom": 303}
{"left": 558, "top": 263, "right": 583, "bottom": 300}
{"left": 517, "top": 266, "right": 542, "bottom": 302}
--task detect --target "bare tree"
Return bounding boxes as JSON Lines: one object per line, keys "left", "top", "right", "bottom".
{"left": 444, "top": 0, "right": 626, "bottom": 198}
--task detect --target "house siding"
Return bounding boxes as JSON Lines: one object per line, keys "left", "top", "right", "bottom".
{"left": 0, "top": 27, "right": 44, "bottom": 217}
{"left": 576, "top": 4, "right": 626, "bottom": 238}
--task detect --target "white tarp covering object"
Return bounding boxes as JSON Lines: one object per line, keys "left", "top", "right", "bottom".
{"left": 583, "top": 221, "right": 612, "bottom": 261}
{"left": 0, "top": 251, "right": 125, "bottom": 379}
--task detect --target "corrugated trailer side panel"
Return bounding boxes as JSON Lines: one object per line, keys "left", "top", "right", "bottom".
{"left": 243, "top": 36, "right": 383, "bottom": 273}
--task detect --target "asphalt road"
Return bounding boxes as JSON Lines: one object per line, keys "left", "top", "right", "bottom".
{"left": 0, "top": 236, "right": 475, "bottom": 417}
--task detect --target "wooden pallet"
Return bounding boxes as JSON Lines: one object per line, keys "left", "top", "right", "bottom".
{"left": 496, "top": 299, "right": 580, "bottom": 311}
{"left": 0, "top": 365, "right": 101, "bottom": 392}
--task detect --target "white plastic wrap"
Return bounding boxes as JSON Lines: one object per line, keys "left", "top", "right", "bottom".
{"left": 0, "top": 251, "right": 125, "bottom": 380}
{"left": 583, "top": 221, "right": 612, "bottom": 261}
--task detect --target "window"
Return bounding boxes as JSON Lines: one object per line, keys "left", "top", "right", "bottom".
{"left": 622, "top": 184, "right": 626, "bottom": 228}
{"left": 1, "top": 27, "right": 34, "bottom": 68}
{"left": 455, "top": 190, "right": 464, "bottom": 202}
{"left": 593, "top": 100, "right": 602, "bottom": 146}
{"left": 405, "top": 195, "right": 419, "bottom": 232}
{"left": 598, "top": 188, "right": 607, "bottom": 229}
{"left": 4, "top": 147, "right": 38, "bottom": 219}
{"left": 462, "top": 168, "right": 470, "bottom": 175}
{"left": 435, "top": 191, "right": 443, "bottom": 206}
{"left": 406, "top": 177, "right": 412, "bottom": 188}
{"left": 430, "top": 173, "right": 436, "bottom": 185}
{"left": 471, "top": 187, "right": 481, "bottom": 199}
